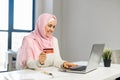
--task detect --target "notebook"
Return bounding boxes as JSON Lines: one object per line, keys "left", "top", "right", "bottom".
{"left": 59, "top": 44, "right": 105, "bottom": 74}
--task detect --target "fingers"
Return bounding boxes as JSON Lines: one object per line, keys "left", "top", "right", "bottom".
{"left": 71, "top": 63, "right": 78, "bottom": 67}
{"left": 40, "top": 52, "right": 46, "bottom": 56}
{"left": 63, "top": 62, "right": 69, "bottom": 69}
{"left": 43, "top": 50, "right": 47, "bottom": 53}
{"left": 39, "top": 52, "right": 46, "bottom": 65}
{"left": 63, "top": 62, "right": 77, "bottom": 69}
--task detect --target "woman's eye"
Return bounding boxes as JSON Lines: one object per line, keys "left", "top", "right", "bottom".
{"left": 53, "top": 26, "right": 55, "bottom": 28}
{"left": 48, "top": 24, "right": 55, "bottom": 28}
{"left": 48, "top": 24, "right": 52, "bottom": 27}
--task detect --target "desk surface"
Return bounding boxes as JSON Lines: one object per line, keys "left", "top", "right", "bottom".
{"left": 0, "top": 62, "right": 120, "bottom": 80}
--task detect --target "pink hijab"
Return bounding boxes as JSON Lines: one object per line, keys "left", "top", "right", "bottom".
{"left": 32, "top": 13, "right": 57, "bottom": 50}
{"left": 19, "top": 13, "right": 57, "bottom": 68}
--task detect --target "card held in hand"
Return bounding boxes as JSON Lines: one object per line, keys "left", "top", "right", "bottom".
{"left": 43, "top": 48, "right": 54, "bottom": 54}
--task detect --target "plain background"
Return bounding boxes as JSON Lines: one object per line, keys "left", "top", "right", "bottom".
{"left": 35, "top": 0, "right": 120, "bottom": 62}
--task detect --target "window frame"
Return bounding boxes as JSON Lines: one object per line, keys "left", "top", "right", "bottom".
{"left": 0, "top": 0, "right": 35, "bottom": 50}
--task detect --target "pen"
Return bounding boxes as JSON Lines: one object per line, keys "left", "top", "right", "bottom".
{"left": 43, "top": 71, "right": 54, "bottom": 78}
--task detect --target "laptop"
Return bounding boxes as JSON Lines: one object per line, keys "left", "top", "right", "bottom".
{"left": 59, "top": 44, "right": 105, "bottom": 74}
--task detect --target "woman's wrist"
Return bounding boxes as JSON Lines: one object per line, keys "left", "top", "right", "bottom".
{"left": 39, "top": 60, "right": 45, "bottom": 65}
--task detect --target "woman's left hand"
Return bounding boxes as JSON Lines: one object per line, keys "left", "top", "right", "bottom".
{"left": 63, "top": 62, "right": 77, "bottom": 69}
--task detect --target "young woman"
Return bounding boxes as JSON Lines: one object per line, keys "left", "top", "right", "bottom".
{"left": 17, "top": 13, "right": 77, "bottom": 70}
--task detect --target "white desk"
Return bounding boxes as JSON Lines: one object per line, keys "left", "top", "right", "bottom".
{"left": 0, "top": 62, "right": 120, "bottom": 80}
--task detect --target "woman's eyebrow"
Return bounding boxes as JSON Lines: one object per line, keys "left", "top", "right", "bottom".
{"left": 48, "top": 24, "right": 55, "bottom": 26}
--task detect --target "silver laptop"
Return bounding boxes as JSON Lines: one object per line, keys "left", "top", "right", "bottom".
{"left": 59, "top": 44, "right": 105, "bottom": 74}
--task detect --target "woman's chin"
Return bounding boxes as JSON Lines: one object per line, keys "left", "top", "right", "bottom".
{"left": 46, "top": 35, "right": 52, "bottom": 38}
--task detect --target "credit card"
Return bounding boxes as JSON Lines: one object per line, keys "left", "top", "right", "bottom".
{"left": 43, "top": 48, "right": 54, "bottom": 54}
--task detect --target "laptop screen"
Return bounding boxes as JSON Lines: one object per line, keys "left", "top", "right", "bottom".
{"left": 86, "top": 44, "right": 105, "bottom": 72}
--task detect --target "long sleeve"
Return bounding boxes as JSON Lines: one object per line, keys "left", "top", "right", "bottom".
{"left": 53, "top": 37, "right": 65, "bottom": 68}
{"left": 27, "top": 60, "right": 42, "bottom": 69}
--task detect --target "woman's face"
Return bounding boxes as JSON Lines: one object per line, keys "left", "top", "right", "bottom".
{"left": 45, "top": 20, "right": 56, "bottom": 38}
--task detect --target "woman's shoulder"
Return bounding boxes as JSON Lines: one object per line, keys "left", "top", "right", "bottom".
{"left": 53, "top": 36, "right": 59, "bottom": 46}
{"left": 23, "top": 36, "right": 32, "bottom": 40}
{"left": 53, "top": 36, "right": 58, "bottom": 41}
{"left": 23, "top": 35, "right": 35, "bottom": 43}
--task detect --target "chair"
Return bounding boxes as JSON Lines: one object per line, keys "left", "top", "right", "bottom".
{"left": 111, "top": 49, "right": 120, "bottom": 64}
{"left": 7, "top": 50, "right": 17, "bottom": 71}
{"left": 16, "top": 49, "right": 21, "bottom": 70}
{"left": 111, "top": 50, "right": 120, "bottom": 80}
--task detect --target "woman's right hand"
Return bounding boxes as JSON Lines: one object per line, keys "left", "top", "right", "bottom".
{"left": 39, "top": 51, "right": 46, "bottom": 65}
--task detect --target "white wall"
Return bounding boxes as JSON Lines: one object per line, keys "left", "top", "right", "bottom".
{"left": 36, "top": 0, "right": 120, "bottom": 62}
{"left": 61, "top": 0, "right": 120, "bottom": 61}
{"left": 35, "top": 0, "right": 53, "bottom": 21}
{"left": 53, "top": 0, "right": 62, "bottom": 52}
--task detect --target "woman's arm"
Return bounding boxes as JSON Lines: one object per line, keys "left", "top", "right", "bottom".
{"left": 20, "top": 37, "right": 42, "bottom": 69}
{"left": 52, "top": 37, "right": 77, "bottom": 69}
{"left": 53, "top": 37, "right": 65, "bottom": 68}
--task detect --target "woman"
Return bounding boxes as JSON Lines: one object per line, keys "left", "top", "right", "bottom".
{"left": 18, "top": 13, "right": 76, "bottom": 70}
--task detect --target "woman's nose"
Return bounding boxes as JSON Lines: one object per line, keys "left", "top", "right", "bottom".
{"left": 50, "top": 27, "right": 54, "bottom": 32}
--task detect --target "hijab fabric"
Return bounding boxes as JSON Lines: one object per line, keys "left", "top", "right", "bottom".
{"left": 32, "top": 13, "right": 57, "bottom": 50}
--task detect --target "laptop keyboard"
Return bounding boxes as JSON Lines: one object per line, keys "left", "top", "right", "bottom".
{"left": 69, "top": 66, "right": 86, "bottom": 71}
